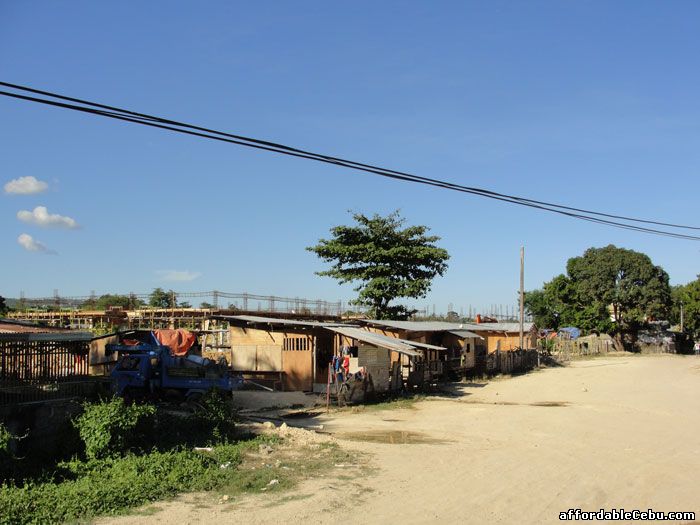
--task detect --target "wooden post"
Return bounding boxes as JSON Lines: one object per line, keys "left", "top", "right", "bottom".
{"left": 326, "top": 364, "right": 331, "bottom": 412}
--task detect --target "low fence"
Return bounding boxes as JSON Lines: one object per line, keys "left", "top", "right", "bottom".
{"left": 547, "top": 336, "right": 614, "bottom": 362}
{"left": 0, "top": 333, "right": 103, "bottom": 406}
{"left": 473, "top": 349, "right": 539, "bottom": 375}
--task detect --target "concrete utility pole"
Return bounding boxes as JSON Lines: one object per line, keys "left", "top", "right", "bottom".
{"left": 519, "top": 246, "right": 525, "bottom": 350}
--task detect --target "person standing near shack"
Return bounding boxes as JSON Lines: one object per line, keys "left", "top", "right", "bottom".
{"left": 694, "top": 341, "right": 700, "bottom": 356}
{"left": 342, "top": 349, "right": 351, "bottom": 377}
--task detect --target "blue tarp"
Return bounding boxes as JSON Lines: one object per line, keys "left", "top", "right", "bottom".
{"left": 558, "top": 327, "right": 581, "bottom": 340}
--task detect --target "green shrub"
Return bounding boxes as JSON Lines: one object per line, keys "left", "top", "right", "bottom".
{"left": 0, "top": 437, "right": 272, "bottom": 525}
{"left": 188, "top": 390, "right": 236, "bottom": 444}
{"left": 0, "top": 424, "right": 12, "bottom": 478}
{"left": 74, "top": 398, "right": 156, "bottom": 460}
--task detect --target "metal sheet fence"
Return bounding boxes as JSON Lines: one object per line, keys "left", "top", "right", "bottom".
{"left": 0, "top": 336, "right": 97, "bottom": 405}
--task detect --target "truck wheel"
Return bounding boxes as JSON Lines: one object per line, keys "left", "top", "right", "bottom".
{"left": 184, "top": 392, "right": 204, "bottom": 412}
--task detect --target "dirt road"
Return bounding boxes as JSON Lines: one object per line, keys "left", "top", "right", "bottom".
{"left": 102, "top": 355, "right": 700, "bottom": 524}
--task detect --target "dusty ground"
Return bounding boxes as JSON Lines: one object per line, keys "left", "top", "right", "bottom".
{"left": 100, "top": 355, "right": 700, "bottom": 524}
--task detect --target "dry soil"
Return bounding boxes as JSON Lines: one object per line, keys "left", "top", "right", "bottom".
{"left": 99, "top": 354, "right": 700, "bottom": 524}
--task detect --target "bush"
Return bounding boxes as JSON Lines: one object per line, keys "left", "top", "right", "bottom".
{"left": 0, "top": 438, "right": 270, "bottom": 525}
{"left": 188, "top": 390, "right": 236, "bottom": 444}
{"left": 74, "top": 398, "right": 156, "bottom": 460}
{"left": 0, "top": 424, "right": 12, "bottom": 477}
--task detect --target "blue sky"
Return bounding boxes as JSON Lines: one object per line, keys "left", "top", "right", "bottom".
{"left": 2, "top": 1, "right": 699, "bottom": 313}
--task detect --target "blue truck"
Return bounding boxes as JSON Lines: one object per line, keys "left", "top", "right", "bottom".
{"left": 107, "top": 330, "right": 243, "bottom": 402}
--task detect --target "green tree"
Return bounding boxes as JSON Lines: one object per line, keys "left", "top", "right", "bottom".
{"left": 0, "top": 296, "right": 8, "bottom": 316}
{"left": 149, "top": 288, "right": 176, "bottom": 308}
{"left": 567, "top": 245, "right": 670, "bottom": 329}
{"left": 307, "top": 211, "right": 450, "bottom": 319}
{"left": 86, "top": 294, "right": 144, "bottom": 310}
{"left": 526, "top": 245, "right": 670, "bottom": 335}
{"left": 670, "top": 276, "right": 700, "bottom": 338}
{"left": 93, "top": 295, "right": 129, "bottom": 310}
{"left": 524, "top": 288, "right": 556, "bottom": 329}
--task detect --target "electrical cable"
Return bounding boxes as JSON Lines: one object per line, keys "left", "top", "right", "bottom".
{"left": 2, "top": 81, "right": 698, "bottom": 240}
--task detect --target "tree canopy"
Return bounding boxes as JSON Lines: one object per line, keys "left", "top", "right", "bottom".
{"left": 149, "top": 288, "right": 176, "bottom": 308}
{"left": 525, "top": 245, "right": 671, "bottom": 332}
{"left": 670, "top": 276, "right": 700, "bottom": 338}
{"left": 83, "top": 294, "right": 144, "bottom": 310}
{"left": 307, "top": 211, "right": 450, "bottom": 319}
{"left": 0, "top": 296, "right": 8, "bottom": 316}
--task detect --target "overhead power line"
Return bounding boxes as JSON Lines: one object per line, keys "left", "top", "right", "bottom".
{"left": 1, "top": 81, "right": 698, "bottom": 241}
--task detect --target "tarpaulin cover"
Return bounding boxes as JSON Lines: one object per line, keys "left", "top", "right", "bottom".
{"left": 153, "top": 329, "right": 197, "bottom": 356}
{"left": 558, "top": 327, "right": 581, "bottom": 340}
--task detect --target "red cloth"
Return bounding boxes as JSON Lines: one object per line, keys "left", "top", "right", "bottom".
{"left": 153, "top": 329, "right": 197, "bottom": 356}
{"left": 342, "top": 355, "right": 350, "bottom": 373}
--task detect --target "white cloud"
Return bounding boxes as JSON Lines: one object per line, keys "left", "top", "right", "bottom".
{"left": 156, "top": 270, "right": 202, "bottom": 282}
{"left": 17, "top": 233, "right": 56, "bottom": 254}
{"left": 4, "top": 176, "right": 49, "bottom": 195}
{"left": 17, "top": 206, "right": 79, "bottom": 229}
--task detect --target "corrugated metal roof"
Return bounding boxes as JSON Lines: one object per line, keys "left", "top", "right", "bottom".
{"left": 363, "top": 319, "right": 534, "bottom": 333}
{"left": 390, "top": 338, "right": 446, "bottom": 351}
{"left": 0, "top": 331, "right": 93, "bottom": 342}
{"left": 448, "top": 330, "right": 484, "bottom": 339}
{"left": 324, "top": 326, "right": 422, "bottom": 357}
{"left": 217, "top": 315, "right": 349, "bottom": 328}
{"left": 363, "top": 320, "right": 466, "bottom": 332}
{"left": 462, "top": 322, "right": 535, "bottom": 333}
{"left": 0, "top": 320, "right": 72, "bottom": 334}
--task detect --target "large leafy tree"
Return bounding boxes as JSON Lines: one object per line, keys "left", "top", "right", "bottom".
{"left": 524, "top": 274, "right": 580, "bottom": 330}
{"left": 670, "top": 276, "right": 700, "bottom": 338}
{"left": 83, "top": 294, "right": 144, "bottom": 310}
{"left": 526, "top": 245, "right": 670, "bottom": 333}
{"left": 567, "top": 245, "right": 670, "bottom": 329}
{"left": 149, "top": 288, "right": 176, "bottom": 308}
{"left": 307, "top": 211, "right": 450, "bottom": 319}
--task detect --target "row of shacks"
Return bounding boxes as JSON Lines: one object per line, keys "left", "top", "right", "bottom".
{"left": 211, "top": 315, "right": 539, "bottom": 393}
{"left": 0, "top": 316, "right": 538, "bottom": 405}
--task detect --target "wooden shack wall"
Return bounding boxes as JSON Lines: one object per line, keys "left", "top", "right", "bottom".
{"left": 440, "top": 333, "right": 478, "bottom": 369}
{"left": 357, "top": 345, "right": 391, "bottom": 391}
{"left": 88, "top": 335, "right": 119, "bottom": 376}
{"left": 228, "top": 326, "right": 316, "bottom": 391}
{"left": 476, "top": 330, "right": 538, "bottom": 353}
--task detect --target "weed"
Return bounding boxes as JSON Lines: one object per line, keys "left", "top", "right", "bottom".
{"left": 74, "top": 398, "right": 155, "bottom": 460}
{"left": 0, "top": 436, "right": 275, "bottom": 525}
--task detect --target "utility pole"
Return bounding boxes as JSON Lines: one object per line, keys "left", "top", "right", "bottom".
{"left": 519, "top": 246, "right": 526, "bottom": 351}
{"left": 680, "top": 301, "right": 684, "bottom": 333}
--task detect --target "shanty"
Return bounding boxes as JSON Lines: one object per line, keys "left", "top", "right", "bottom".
{"left": 216, "top": 315, "right": 447, "bottom": 396}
